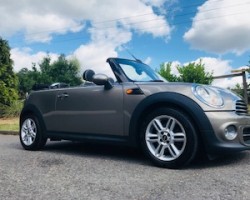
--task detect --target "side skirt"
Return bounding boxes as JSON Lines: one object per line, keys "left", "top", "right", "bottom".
{"left": 46, "top": 131, "right": 132, "bottom": 146}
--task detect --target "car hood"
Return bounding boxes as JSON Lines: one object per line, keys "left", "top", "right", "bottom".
{"left": 135, "top": 82, "right": 242, "bottom": 111}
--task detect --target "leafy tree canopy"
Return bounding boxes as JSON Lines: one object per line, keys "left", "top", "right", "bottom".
{"left": 0, "top": 37, "right": 18, "bottom": 106}
{"left": 158, "top": 62, "right": 178, "bottom": 82}
{"left": 158, "top": 59, "right": 213, "bottom": 85}
{"left": 17, "top": 54, "right": 82, "bottom": 96}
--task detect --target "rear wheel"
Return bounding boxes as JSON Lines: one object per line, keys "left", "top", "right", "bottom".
{"left": 20, "top": 115, "right": 47, "bottom": 150}
{"left": 140, "top": 108, "right": 198, "bottom": 169}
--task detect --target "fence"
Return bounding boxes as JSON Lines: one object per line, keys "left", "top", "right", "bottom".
{"left": 213, "top": 70, "right": 248, "bottom": 105}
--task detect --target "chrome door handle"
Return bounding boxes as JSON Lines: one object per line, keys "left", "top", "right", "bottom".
{"left": 57, "top": 93, "right": 69, "bottom": 98}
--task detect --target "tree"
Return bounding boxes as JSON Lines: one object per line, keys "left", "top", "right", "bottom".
{"left": 0, "top": 37, "right": 18, "bottom": 106}
{"left": 158, "top": 59, "right": 213, "bottom": 84}
{"left": 39, "top": 56, "right": 52, "bottom": 84}
{"left": 17, "top": 54, "right": 82, "bottom": 96}
{"left": 17, "top": 65, "right": 40, "bottom": 97}
{"left": 49, "top": 55, "right": 81, "bottom": 86}
{"left": 231, "top": 83, "right": 244, "bottom": 97}
{"left": 36, "top": 54, "right": 81, "bottom": 86}
{"left": 158, "top": 62, "right": 178, "bottom": 82}
{"left": 177, "top": 60, "right": 213, "bottom": 84}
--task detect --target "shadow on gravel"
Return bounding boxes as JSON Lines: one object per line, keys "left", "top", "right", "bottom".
{"left": 189, "top": 152, "right": 249, "bottom": 169}
{"left": 44, "top": 141, "right": 150, "bottom": 166}
{"left": 42, "top": 140, "right": 250, "bottom": 169}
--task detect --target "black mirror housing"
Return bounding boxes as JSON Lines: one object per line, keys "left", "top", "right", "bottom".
{"left": 93, "top": 74, "right": 114, "bottom": 90}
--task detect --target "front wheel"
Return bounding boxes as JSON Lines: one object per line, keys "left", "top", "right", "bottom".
{"left": 20, "top": 115, "right": 47, "bottom": 150}
{"left": 140, "top": 108, "right": 198, "bottom": 169}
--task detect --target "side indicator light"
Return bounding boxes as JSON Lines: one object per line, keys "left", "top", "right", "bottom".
{"left": 126, "top": 89, "right": 133, "bottom": 94}
{"left": 126, "top": 88, "right": 144, "bottom": 95}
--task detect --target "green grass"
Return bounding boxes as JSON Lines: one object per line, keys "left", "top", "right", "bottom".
{"left": 0, "top": 118, "right": 19, "bottom": 131}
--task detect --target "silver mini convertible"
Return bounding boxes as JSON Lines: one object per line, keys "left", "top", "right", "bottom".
{"left": 20, "top": 58, "right": 250, "bottom": 168}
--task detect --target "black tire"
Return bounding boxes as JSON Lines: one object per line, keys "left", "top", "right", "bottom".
{"left": 19, "top": 114, "right": 47, "bottom": 150}
{"left": 140, "top": 107, "right": 198, "bottom": 169}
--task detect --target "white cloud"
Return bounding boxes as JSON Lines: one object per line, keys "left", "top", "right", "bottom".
{"left": 193, "top": 57, "right": 247, "bottom": 88}
{"left": 144, "top": 57, "right": 152, "bottom": 65}
{"left": 183, "top": 0, "right": 250, "bottom": 54}
{"left": 3, "top": 0, "right": 171, "bottom": 78}
{"left": 0, "top": 1, "right": 84, "bottom": 43}
{"left": 0, "top": 0, "right": 171, "bottom": 43}
{"left": 73, "top": 43, "right": 118, "bottom": 78}
{"left": 11, "top": 48, "right": 59, "bottom": 72}
{"left": 89, "top": 1, "right": 171, "bottom": 38}
{"left": 192, "top": 57, "right": 232, "bottom": 76}
{"left": 141, "top": 0, "right": 167, "bottom": 7}
{"left": 212, "top": 76, "right": 243, "bottom": 89}
{"left": 72, "top": 24, "right": 132, "bottom": 79}
{"left": 22, "top": 13, "right": 84, "bottom": 43}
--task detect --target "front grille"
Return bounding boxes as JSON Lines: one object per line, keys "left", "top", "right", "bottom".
{"left": 235, "top": 100, "right": 248, "bottom": 115}
{"left": 243, "top": 127, "right": 250, "bottom": 145}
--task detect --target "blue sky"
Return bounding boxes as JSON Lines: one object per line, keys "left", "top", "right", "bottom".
{"left": 1, "top": 0, "right": 250, "bottom": 88}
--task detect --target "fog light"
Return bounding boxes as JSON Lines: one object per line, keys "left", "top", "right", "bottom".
{"left": 224, "top": 125, "right": 237, "bottom": 140}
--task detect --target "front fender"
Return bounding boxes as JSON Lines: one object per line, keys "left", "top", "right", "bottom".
{"left": 129, "top": 92, "right": 215, "bottom": 152}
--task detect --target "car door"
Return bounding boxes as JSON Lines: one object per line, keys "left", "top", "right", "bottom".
{"left": 47, "top": 84, "right": 124, "bottom": 136}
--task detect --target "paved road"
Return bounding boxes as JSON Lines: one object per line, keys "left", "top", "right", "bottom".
{"left": 1, "top": 134, "right": 250, "bottom": 200}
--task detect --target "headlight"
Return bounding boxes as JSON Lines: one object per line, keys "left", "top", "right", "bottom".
{"left": 192, "top": 85, "right": 224, "bottom": 108}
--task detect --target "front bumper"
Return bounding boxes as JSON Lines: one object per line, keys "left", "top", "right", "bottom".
{"left": 202, "top": 111, "right": 250, "bottom": 156}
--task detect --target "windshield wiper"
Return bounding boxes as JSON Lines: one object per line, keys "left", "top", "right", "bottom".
{"left": 150, "top": 80, "right": 164, "bottom": 82}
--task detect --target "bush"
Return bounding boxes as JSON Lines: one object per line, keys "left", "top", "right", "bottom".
{"left": 0, "top": 100, "right": 23, "bottom": 118}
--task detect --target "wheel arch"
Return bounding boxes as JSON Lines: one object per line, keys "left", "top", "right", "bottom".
{"left": 129, "top": 92, "right": 214, "bottom": 152}
{"left": 20, "top": 104, "right": 47, "bottom": 133}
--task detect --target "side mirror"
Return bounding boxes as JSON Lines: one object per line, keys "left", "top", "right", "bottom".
{"left": 93, "top": 74, "right": 114, "bottom": 90}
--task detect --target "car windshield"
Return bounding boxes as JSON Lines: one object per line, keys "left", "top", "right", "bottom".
{"left": 117, "top": 59, "right": 167, "bottom": 82}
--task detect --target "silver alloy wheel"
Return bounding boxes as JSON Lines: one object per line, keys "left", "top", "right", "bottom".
{"left": 145, "top": 115, "right": 187, "bottom": 161}
{"left": 21, "top": 118, "right": 37, "bottom": 146}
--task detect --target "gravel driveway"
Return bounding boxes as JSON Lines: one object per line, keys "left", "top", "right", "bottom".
{"left": 0, "top": 134, "right": 250, "bottom": 200}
